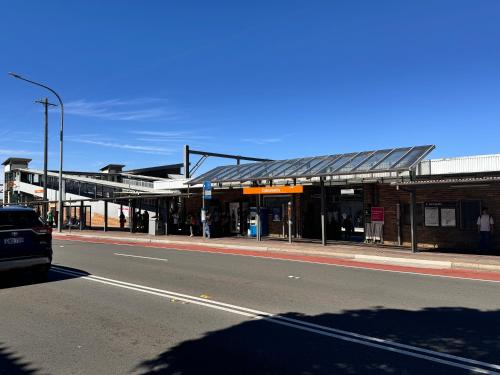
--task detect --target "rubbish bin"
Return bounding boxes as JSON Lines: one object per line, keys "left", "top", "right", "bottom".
{"left": 148, "top": 217, "right": 166, "bottom": 236}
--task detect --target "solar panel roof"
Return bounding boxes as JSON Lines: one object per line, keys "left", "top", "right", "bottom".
{"left": 189, "top": 145, "right": 435, "bottom": 185}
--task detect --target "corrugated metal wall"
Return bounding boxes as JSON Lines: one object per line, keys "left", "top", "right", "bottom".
{"left": 417, "top": 154, "right": 500, "bottom": 176}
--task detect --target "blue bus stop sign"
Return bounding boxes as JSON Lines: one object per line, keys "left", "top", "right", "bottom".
{"left": 203, "top": 181, "right": 212, "bottom": 191}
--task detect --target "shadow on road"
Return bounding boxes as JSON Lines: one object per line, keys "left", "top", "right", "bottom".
{"left": 0, "top": 266, "right": 89, "bottom": 290}
{"left": 0, "top": 343, "right": 39, "bottom": 374}
{"left": 135, "top": 307, "right": 500, "bottom": 374}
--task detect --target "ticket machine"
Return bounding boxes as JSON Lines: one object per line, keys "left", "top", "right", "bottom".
{"left": 248, "top": 207, "right": 268, "bottom": 237}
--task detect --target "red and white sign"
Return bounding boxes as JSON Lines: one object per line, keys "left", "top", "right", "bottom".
{"left": 371, "top": 207, "right": 385, "bottom": 223}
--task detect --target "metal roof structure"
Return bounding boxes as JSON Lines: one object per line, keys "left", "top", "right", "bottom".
{"left": 392, "top": 175, "right": 500, "bottom": 187}
{"left": 189, "top": 145, "right": 435, "bottom": 185}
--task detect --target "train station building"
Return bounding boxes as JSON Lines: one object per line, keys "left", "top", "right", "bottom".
{"left": 3, "top": 144, "right": 500, "bottom": 254}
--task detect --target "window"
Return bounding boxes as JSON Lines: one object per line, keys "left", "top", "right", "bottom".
{"left": 460, "top": 200, "right": 481, "bottom": 230}
{"left": 0, "top": 211, "right": 43, "bottom": 229}
{"left": 402, "top": 203, "right": 424, "bottom": 226}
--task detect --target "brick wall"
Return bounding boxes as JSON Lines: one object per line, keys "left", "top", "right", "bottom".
{"left": 376, "top": 184, "right": 499, "bottom": 250}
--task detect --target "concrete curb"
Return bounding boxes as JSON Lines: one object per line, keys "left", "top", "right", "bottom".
{"left": 53, "top": 232, "right": 500, "bottom": 273}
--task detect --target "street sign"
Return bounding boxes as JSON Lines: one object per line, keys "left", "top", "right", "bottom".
{"left": 203, "top": 181, "right": 212, "bottom": 191}
{"left": 203, "top": 180, "right": 212, "bottom": 200}
{"left": 243, "top": 186, "right": 303, "bottom": 195}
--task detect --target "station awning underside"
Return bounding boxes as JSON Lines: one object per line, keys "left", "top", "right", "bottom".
{"left": 189, "top": 145, "right": 435, "bottom": 185}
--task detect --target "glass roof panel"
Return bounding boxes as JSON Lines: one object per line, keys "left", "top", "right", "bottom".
{"left": 188, "top": 145, "right": 434, "bottom": 184}
{"left": 216, "top": 161, "right": 263, "bottom": 181}
{"left": 336, "top": 152, "right": 374, "bottom": 173}
{"left": 313, "top": 154, "right": 357, "bottom": 175}
{"left": 267, "top": 161, "right": 298, "bottom": 178}
{"left": 271, "top": 157, "right": 315, "bottom": 178}
{"left": 302, "top": 155, "right": 341, "bottom": 176}
{"left": 248, "top": 160, "right": 289, "bottom": 179}
{"left": 353, "top": 149, "right": 392, "bottom": 171}
{"left": 284, "top": 157, "right": 325, "bottom": 177}
{"left": 372, "top": 148, "right": 411, "bottom": 170}
{"left": 392, "top": 146, "right": 430, "bottom": 169}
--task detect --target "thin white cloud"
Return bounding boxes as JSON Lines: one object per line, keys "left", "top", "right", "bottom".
{"left": 131, "top": 130, "right": 212, "bottom": 141}
{"left": 242, "top": 137, "right": 285, "bottom": 145}
{"left": 0, "top": 148, "right": 41, "bottom": 156}
{"left": 75, "top": 139, "right": 174, "bottom": 155}
{"left": 65, "top": 98, "right": 180, "bottom": 121}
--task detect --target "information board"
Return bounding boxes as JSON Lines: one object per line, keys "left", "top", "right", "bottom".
{"left": 440, "top": 208, "right": 456, "bottom": 227}
{"left": 424, "top": 206, "right": 440, "bottom": 227}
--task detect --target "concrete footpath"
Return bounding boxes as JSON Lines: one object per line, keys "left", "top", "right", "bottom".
{"left": 53, "top": 230, "right": 500, "bottom": 274}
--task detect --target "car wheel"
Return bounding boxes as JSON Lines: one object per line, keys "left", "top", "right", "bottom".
{"left": 33, "top": 264, "right": 51, "bottom": 282}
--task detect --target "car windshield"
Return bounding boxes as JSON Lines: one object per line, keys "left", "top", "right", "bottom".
{"left": 0, "top": 211, "right": 44, "bottom": 229}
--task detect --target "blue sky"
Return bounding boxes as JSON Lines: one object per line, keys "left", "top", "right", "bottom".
{"left": 1, "top": 0, "right": 500, "bottom": 181}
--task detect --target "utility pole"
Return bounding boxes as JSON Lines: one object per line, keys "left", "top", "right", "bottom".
{"left": 35, "top": 98, "right": 57, "bottom": 218}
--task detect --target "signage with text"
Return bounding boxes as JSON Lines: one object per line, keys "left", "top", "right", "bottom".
{"left": 371, "top": 207, "right": 385, "bottom": 223}
{"left": 243, "top": 186, "right": 304, "bottom": 195}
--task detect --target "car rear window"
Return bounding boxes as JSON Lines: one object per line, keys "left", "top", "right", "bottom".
{"left": 0, "top": 211, "right": 44, "bottom": 229}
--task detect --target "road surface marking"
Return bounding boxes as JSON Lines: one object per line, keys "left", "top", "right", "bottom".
{"left": 51, "top": 265, "right": 500, "bottom": 374}
{"left": 114, "top": 253, "right": 168, "bottom": 262}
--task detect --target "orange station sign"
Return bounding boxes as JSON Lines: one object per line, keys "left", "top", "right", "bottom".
{"left": 243, "top": 186, "right": 304, "bottom": 195}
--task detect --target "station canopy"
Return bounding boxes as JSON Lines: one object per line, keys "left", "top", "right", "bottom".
{"left": 189, "top": 145, "right": 435, "bottom": 185}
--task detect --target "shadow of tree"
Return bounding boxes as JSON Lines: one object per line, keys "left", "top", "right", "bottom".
{"left": 0, "top": 343, "right": 39, "bottom": 374}
{"left": 0, "top": 266, "right": 89, "bottom": 290}
{"left": 135, "top": 307, "right": 500, "bottom": 374}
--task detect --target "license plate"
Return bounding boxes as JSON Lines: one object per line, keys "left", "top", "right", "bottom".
{"left": 4, "top": 237, "right": 25, "bottom": 245}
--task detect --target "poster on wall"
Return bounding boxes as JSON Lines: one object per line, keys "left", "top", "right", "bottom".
{"left": 272, "top": 207, "right": 282, "bottom": 222}
{"left": 424, "top": 206, "right": 440, "bottom": 227}
{"left": 440, "top": 208, "right": 456, "bottom": 227}
{"left": 229, "top": 202, "right": 240, "bottom": 234}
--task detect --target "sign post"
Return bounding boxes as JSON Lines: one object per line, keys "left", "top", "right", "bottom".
{"left": 202, "top": 181, "right": 212, "bottom": 239}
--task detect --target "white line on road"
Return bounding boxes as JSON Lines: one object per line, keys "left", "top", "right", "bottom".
{"left": 51, "top": 265, "right": 500, "bottom": 374}
{"left": 114, "top": 253, "right": 168, "bottom": 262}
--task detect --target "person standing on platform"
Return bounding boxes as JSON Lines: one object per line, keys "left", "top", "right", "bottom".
{"left": 477, "top": 208, "right": 494, "bottom": 252}
{"left": 119, "top": 211, "right": 126, "bottom": 229}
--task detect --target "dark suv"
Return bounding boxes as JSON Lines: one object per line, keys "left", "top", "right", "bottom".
{"left": 0, "top": 206, "right": 52, "bottom": 280}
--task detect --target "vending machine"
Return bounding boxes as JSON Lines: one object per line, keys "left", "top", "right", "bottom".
{"left": 248, "top": 207, "right": 268, "bottom": 237}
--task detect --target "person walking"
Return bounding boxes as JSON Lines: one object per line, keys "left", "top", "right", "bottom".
{"left": 205, "top": 213, "right": 212, "bottom": 239}
{"left": 47, "top": 209, "right": 54, "bottom": 228}
{"left": 477, "top": 208, "right": 494, "bottom": 252}
{"left": 188, "top": 213, "right": 197, "bottom": 237}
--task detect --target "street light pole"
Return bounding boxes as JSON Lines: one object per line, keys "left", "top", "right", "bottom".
{"left": 9, "top": 72, "right": 65, "bottom": 232}
{"left": 35, "top": 98, "right": 57, "bottom": 219}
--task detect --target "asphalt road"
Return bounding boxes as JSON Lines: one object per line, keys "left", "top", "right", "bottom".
{"left": 1, "top": 239, "right": 499, "bottom": 374}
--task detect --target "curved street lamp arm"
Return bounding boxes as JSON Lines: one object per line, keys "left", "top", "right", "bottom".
{"left": 9, "top": 73, "right": 64, "bottom": 109}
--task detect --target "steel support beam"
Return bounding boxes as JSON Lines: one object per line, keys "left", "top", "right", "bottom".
{"left": 184, "top": 144, "right": 190, "bottom": 178}
{"left": 79, "top": 200, "right": 84, "bottom": 230}
{"left": 103, "top": 200, "right": 108, "bottom": 232}
{"left": 320, "top": 177, "right": 327, "bottom": 246}
{"left": 409, "top": 189, "right": 418, "bottom": 252}
{"left": 257, "top": 194, "right": 261, "bottom": 242}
